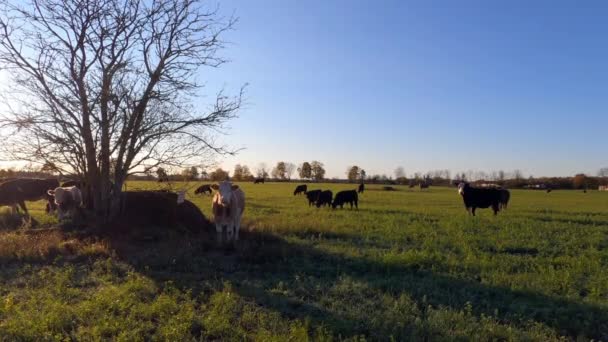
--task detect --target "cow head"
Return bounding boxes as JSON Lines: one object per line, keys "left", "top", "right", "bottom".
{"left": 457, "top": 182, "right": 468, "bottom": 195}
{"left": 47, "top": 187, "right": 76, "bottom": 220}
{"left": 211, "top": 181, "right": 239, "bottom": 206}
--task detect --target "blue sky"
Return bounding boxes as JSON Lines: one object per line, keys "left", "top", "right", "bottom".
{"left": 202, "top": 0, "right": 608, "bottom": 178}
{"left": 4, "top": 1, "right": 603, "bottom": 178}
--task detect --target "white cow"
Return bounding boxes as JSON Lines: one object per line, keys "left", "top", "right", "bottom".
{"left": 47, "top": 186, "right": 83, "bottom": 220}
{"left": 211, "top": 181, "right": 245, "bottom": 244}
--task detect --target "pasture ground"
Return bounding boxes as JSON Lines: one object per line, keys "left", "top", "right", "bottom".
{"left": 0, "top": 181, "right": 607, "bottom": 341}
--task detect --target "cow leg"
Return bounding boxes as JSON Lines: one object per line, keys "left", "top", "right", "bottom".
{"left": 234, "top": 216, "right": 241, "bottom": 241}
{"left": 226, "top": 223, "right": 234, "bottom": 242}
{"left": 18, "top": 201, "right": 28, "bottom": 216}
{"left": 471, "top": 207, "right": 476, "bottom": 216}
{"left": 215, "top": 223, "right": 223, "bottom": 245}
{"left": 492, "top": 204, "right": 499, "bottom": 215}
{"left": 355, "top": 200, "right": 358, "bottom": 210}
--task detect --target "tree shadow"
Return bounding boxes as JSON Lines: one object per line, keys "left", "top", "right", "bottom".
{"left": 3, "top": 220, "right": 607, "bottom": 340}
{"left": 100, "top": 227, "right": 608, "bottom": 340}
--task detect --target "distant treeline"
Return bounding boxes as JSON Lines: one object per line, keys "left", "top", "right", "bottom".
{"left": 1, "top": 165, "right": 606, "bottom": 190}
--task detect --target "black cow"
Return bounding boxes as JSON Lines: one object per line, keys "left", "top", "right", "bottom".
{"left": 457, "top": 182, "right": 503, "bottom": 216}
{"left": 305, "top": 190, "right": 322, "bottom": 207}
{"left": 315, "top": 190, "right": 333, "bottom": 208}
{"left": 499, "top": 189, "right": 510, "bottom": 210}
{"left": 195, "top": 184, "right": 213, "bottom": 195}
{"left": 332, "top": 190, "right": 358, "bottom": 209}
{"left": 253, "top": 178, "right": 265, "bottom": 184}
{"left": 358, "top": 183, "right": 365, "bottom": 194}
{"left": 419, "top": 183, "right": 429, "bottom": 189}
{"left": 294, "top": 184, "right": 307, "bottom": 196}
{"left": 0, "top": 178, "right": 59, "bottom": 214}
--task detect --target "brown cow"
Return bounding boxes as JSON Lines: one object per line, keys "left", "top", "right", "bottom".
{"left": 0, "top": 178, "right": 59, "bottom": 215}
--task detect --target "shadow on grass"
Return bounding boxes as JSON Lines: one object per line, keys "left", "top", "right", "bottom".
{"left": 2, "top": 221, "right": 607, "bottom": 340}
{"left": 100, "top": 227, "right": 608, "bottom": 340}
{"left": 531, "top": 216, "right": 608, "bottom": 227}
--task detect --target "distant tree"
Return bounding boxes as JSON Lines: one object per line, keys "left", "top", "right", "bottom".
{"left": 394, "top": 167, "right": 405, "bottom": 179}
{"left": 233, "top": 164, "right": 245, "bottom": 181}
{"left": 256, "top": 163, "right": 269, "bottom": 179}
{"left": 311, "top": 161, "right": 326, "bottom": 181}
{"left": 498, "top": 170, "right": 505, "bottom": 182}
{"left": 181, "top": 166, "right": 199, "bottom": 181}
{"left": 156, "top": 168, "right": 169, "bottom": 181}
{"left": 347, "top": 166, "right": 360, "bottom": 182}
{"left": 298, "top": 162, "right": 312, "bottom": 179}
{"left": 285, "top": 163, "right": 296, "bottom": 180}
{"left": 200, "top": 170, "right": 209, "bottom": 180}
{"left": 513, "top": 169, "right": 523, "bottom": 181}
{"left": 573, "top": 173, "right": 587, "bottom": 189}
{"left": 598, "top": 168, "right": 608, "bottom": 177}
{"left": 272, "top": 162, "right": 287, "bottom": 180}
{"left": 209, "top": 168, "right": 229, "bottom": 181}
{"left": 360, "top": 169, "right": 367, "bottom": 181}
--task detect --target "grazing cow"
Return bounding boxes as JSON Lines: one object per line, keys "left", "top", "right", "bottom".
{"left": 358, "top": 183, "right": 365, "bottom": 194}
{"left": 305, "top": 190, "right": 322, "bottom": 206}
{"left": 253, "top": 178, "right": 265, "bottom": 184}
{"left": 212, "top": 181, "right": 246, "bottom": 244}
{"left": 332, "top": 190, "right": 358, "bottom": 209}
{"left": 457, "top": 182, "right": 502, "bottom": 216}
{"left": 419, "top": 182, "right": 429, "bottom": 189}
{"left": 0, "top": 178, "right": 59, "bottom": 215}
{"left": 195, "top": 184, "right": 213, "bottom": 195}
{"left": 294, "top": 184, "right": 307, "bottom": 196}
{"left": 47, "top": 186, "right": 83, "bottom": 220}
{"left": 315, "top": 190, "right": 333, "bottom": 208}
{"left": 499, "top": 189, "right": 510, "bottom": 210}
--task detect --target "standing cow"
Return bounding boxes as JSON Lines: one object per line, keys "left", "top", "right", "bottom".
{"left": 0, "top": 178, "right": 59, "bottom": 215}
{"left": 212, "top": 181, "right": 246, "bottom": 245}
{"left": 457, "top": 182, "right": 502, "bottom": 216}
{"left": 195, "top": 184, "right": 213, "bottom": 195}
{"left": 332, "top": 190, "right": 359, "bottom": 209}
{"left": 305, "top": 190, "right": 322, "bottom": 206}
{"left": 358, "top": 183, "right": 365, "bottom": 194}
{"left": 316, "top": 190, "right": 333, "bottom": 208}
{"left": 47, "top": 186, "right": 83, "bottom": 220}
{"left": 294, "top": 184, "right": 307, "bottom": 196}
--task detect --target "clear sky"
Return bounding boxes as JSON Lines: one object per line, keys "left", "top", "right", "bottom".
{"left": 200, "top": 0, "right": 608, "bottom": 179}
{"left": 1, "top": 1, "right": 606, "bottom": 179}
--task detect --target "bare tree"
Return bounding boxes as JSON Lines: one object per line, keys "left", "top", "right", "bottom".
{"left": 285, "top": 162, "right": 296, "bottom": 180}
{"left": 256, "top": 163, "right": 269, "bottom": 179}
{"left": 394, "top": 167, "right": 405, "bottom": 180}
{"left": 0, "top": 0, "right": 243, "bottom": 222}
{"left": 598, "top": 168, "right": 608, "bottom": 177}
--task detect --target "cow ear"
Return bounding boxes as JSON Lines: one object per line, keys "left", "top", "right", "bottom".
{"left": 211, "top": 184, "right": 219, "bottom": 190}
{"left": 231, "top": 185, "right": 239, "bottom": 190}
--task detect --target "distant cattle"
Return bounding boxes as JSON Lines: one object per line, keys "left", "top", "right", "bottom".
{"left": 419, "top": 183, "right": 429, "bottom": 189}
{"left": 195, "top": 184, "right": 213, "bottom": 195}
{"left": 332, "top": 190, "right": 358, "bottom": 209}
{"left": 158, "top": 175, "right": 169, "bottom": 183}
{"left": 0, "top": 178, "right": 59, "bottom": 215}
{"left": 305, "top": 190, "right": 322, "bottom": 206}
{"left": 294, "top": 184, "right": 307, "bottom": 196}
{"left": 457, "top": 182, "right": 503, "bottom": 216}
{"left": 358, "top": 183, "right": 365, "bottom": 194}
{"left": 47, "top": 186, "right": 83, "bottom": 220}
{"left": 383, "top": 186, "right": 396, "bottom": 191}
{"left": 212, "top": 181, "right": 246, "bottom": 244}
{"left": 315, "top": 190, "right": 333, "bottom": 208}
{"left": 253, "top": 178, "right": 265, "bottom": 184}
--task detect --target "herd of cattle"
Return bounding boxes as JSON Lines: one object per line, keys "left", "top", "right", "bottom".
{"left": 0, "top": 177, "right": 513, "bottom": 246}
{"left": 293, "top": 183, "right": 363, "bottom": 209}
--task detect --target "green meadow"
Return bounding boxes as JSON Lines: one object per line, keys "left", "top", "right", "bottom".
{"left": 1, "top": 181, "right": 607, "bottom": 341}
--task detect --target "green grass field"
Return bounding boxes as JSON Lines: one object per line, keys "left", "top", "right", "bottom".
{"left": 1, "top": 181, "right": 607, "bottom": 341}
